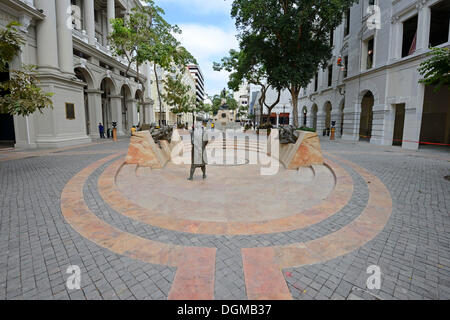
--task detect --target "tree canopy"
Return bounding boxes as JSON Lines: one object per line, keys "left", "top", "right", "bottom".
{"left": 0, "top": 22, "right": 53, "bottom": 116}
{"left": 230, "top": 0, "right": 357, "bottom": 126}
{"left": 213, "top": 41, "right": 272, "bottom": 124}
{"left": 418, "top": 47, "right": 450, "bottom": 91}
{"left": 0, "top": 21, "right": 24, "bottom": 72}
{"left": 109, "top": 0, "right": 196, "bottom": 125}
{"left": 211, "top": 89, "right": 238, "bottom": 115}
{"left": 162, "top": 71, "right": 195, "bottom": 120}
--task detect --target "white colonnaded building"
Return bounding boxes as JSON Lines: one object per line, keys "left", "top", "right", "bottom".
{"left": 0, "top": 0, "right": 170, "bottom": 149}
{"left": 251, "top": 0, "right": 449, "bottom": 150}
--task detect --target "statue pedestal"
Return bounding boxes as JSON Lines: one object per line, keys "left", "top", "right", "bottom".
{"left": 268, "top": 130, "right": 324, "bottom": 170}
{"left": 125, "top": 131, "right": 169, "bottom": 169}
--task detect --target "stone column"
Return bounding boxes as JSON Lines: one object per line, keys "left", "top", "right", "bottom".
{"left": 128, "top": 99, "right": 139, "bottom": 128}
{"left": 107, "top": 0, "right": 115, "bottom": 35}
{"left": 316, "top": 112, "right": 326, "bottom": 135}
{"left": 110, "top": 95, "right": 124, "bottom": 136}
{"left": 370, "top": 104, "right": 389, "bottom": 146}
{"left": 35, "top": 0, "right": 59, "bottom": 72}
{"left": 84, "top": 0, "right": 95, "bottom": 45}
{"left": 144, "top": 102, "right": 152, "bottom": 125}
{"left": 341, "top": 104, "right": 361, "bottom": 141}
{"left": 389, "top": 17, "right": 403, "bottom": 60}
{"left": 402, "top": 85, "right": 425, "bottom": 150}
{"left": 86, "top": 90, "right": 103, "bottom": 138}
{"left": 55, "top": 0, "right": 74, "bottom": 75}
{"left": 416, "top": 4, "right": 431, "bottom": 52}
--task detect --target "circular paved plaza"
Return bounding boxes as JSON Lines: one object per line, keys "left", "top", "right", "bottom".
{"left": 0, "top": 136, "right": 449, "bottom": 300}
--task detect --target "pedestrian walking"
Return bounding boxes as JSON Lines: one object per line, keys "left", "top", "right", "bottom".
{"left": 98, "top": 123, "right": 105, "bottom": 139}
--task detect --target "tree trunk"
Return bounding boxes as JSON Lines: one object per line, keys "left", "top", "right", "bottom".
{"left": 126, "top": 61, "right": 146, "bottom": 125}
{"left": 135, "top": 64, "right": 146, "bottom": 125}
{"left": 290, "top": 85, "right": 300, "bottom": 127}
{"left": 258, "top": 85, "right": 267, "bottom": 125}
{"left": 154, "top": 64, "right": 163, "bottom": 126}
{"left": 264, "top": 89, "right": 281, "bottom": 126}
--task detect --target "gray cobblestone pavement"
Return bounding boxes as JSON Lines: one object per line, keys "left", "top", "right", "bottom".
{"left": 283, "top": 140, "right": 450, "bottom": 300}
{"left": 0, "top": 137, "right": 449, "bottom": 300}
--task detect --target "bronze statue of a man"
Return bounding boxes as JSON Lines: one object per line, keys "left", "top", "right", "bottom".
{"left": 188, "top": 122, "right": 209, "bottom": 180}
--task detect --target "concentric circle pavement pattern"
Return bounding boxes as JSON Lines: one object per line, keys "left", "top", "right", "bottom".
{"left": 0, "top": 137, "right": 449, "bottom": 300}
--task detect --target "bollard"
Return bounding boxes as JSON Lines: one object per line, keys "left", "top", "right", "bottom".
{"left": 330, "top": 127, "right": 336, "bottom": 141}
{"left": 113, "top": 128, "right": 117, "bottom": 142}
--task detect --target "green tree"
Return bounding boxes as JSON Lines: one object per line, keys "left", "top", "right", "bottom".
{"left": 236, "top": 104, "right": 249, "bottom": 120}
{"left": 211, "top": 89, "right": 238, "bottom": 115}
{"left": 418, "top": 47, "right": 450, "bottom": 91}
{"left": 162, "top": 71, "right": 193, "bottom": 124}
{"left": 231, "top": 0, "right": 357, "bottom": 127}
{"left": 109, "top": 0, "right": 196, "bottom": 125}
{"left": 0, "top": 21, "right": 23, "bottom": 71}
{"left": 214, "top": 47, "right": 273, "bottom": 124}
{"left": 152, "top": 47, "right": 196, "bottom": 126}
{"left": 0, "top": 22, "right": 53, "bottom": 116}
{"left": 195, "top": 100, "right": 212, "bottom": 118}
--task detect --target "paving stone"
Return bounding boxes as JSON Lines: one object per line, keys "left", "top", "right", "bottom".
{"left": 1, "top": 138, "right": 449, "bottom": 300}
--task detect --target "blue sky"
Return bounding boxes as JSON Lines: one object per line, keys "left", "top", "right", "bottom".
{"left": 156, "top": 0, "right": 239, "bottom": 97}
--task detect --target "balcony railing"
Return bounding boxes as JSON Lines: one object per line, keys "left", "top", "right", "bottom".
{"left": 72, "top": 29, "right": 137, "bottom": 72}
{"left": 20, "top": 0, "right": 34, "bottom": 7}
{"left": 72, "top": 29, "right": 89, "bottom": 44}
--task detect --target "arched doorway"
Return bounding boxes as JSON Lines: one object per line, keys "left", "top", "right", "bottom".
{"left": 340, "top": 99, "right": 345, "bottom": 136}
{"left": 135, "top": 89, "right": 143, "bottom": 125}
{"left": 312, "top": 104, "right": 318, "bottom": 130}
{"left": 0, "top": 65, "right": 14, "bottom": 148}
{"left": 302, "top": 106, "right": 308, "bottom": 127}
{"left": 359, "top": 91, "right": 374, "bottom": 141}
{"left": 121, "top": 85, "right": 132, "bottom": 133}
{"left": 420, "top": 84, "right": 450, "bottom": 147}
{"left": 324, "top": 101, "right": 332, "bottom": 129}
{"left": 74, "top": 68, "right": 93, "bottom": 135}
{"left": 100, "top": 78, "right": 116, "bottom": 131}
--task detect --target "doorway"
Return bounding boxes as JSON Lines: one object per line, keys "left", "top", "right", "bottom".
{"left": 420, "top": 85, "right": 450, "bottom": 146}
{"left": 100, "top": 78, "right": 114, "bottom": 131}
{"left": 0, "top": 67, "right": 15, "bottom": 148}
{"left": 359, "top": 91, "right": 374, "bottom": 141}
{"left": 324, "top": 102, "right": 332, "bottom": 129}
{"left": 393, "top": 104, "right": 405, "bottom": 146}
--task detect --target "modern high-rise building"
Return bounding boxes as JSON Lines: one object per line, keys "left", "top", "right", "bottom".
{"left": 250, "top": 0, "right": 449, "bottom": 149}
{"left": 187, "top": 64, "right": 205, "bottom": 103}
{"left": 0, "top": 0, "right": 156, "bottom": 149}
{"left": 233, "top": 83, "right": 250, "bottom": 106}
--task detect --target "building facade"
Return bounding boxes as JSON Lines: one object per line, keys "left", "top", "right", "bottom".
{"left": 297, "top": 0, "right": 449, "bottom": 150}
{"left": 253, "top": 87, "right": 293, "bottom": 127}
{"left": 152, "top": 65, "right": 196, "bottom": 126}
{"left": 187, "top": 64, "right": 205, "bottom": 103}
{"left": 233, "top": 82, "right": 250, "bottom": 120}
{"left": 0, "top": 0, "right": 155, "bottom": 149}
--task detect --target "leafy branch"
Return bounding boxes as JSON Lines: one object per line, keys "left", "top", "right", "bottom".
{"left": 0, "top": 22, "right": 53, "bottom": 116}
{"left": 418, "top": 47, "right": 450, "bottom": 91}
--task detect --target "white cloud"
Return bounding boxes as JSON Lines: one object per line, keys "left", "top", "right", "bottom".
{"left": 176, "top": 24, "right": 238, "bottom": 60}
{"left": 158, "top": 0, "right": 233, "bottom": 15}
{"left": 175, "top": 24, "right": 239, "bottom": 96}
